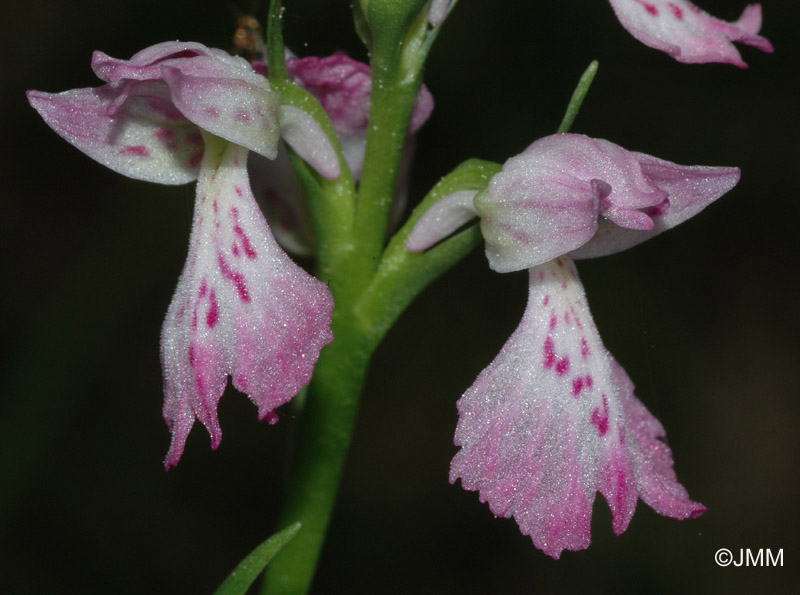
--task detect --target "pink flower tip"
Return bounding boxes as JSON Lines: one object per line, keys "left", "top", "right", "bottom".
{"left": 608, "top": 0, "right": 773, "bottom": 67}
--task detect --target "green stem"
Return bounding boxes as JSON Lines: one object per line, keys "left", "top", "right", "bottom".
{"left": 353, "top": 0, "right": 431, "bottom": 273}
{"left": 260, "top": 3, "right": 471, "bottom": 593}
{"left": 261, "top": 311, "right": 370, "bottom": 595}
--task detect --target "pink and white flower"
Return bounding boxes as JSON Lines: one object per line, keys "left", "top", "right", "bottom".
{"left": 450, "top": 257, "right": 706, "bottom": 559}
{"left": 608, "top": 0, "right": 773, "bottom": 67}
{"left": 475, "top": 134, "right": 740, "bottom": 272}
{"left": 251, "top": 52, "right": 435, "bottom": 255}
{"left": 28, "top": 41, "right": 337, "bottom": 467}
{"left": 408, "top": 133, "right": 739, "bottom": 556}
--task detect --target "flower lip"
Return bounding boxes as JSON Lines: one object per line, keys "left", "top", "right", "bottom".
{"left": 450, "top": 257, "right": 705, "bottom": 558}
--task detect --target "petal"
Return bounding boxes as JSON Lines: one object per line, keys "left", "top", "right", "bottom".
{"left": 450, "top": 257, "right": 702, "bottom": 558}
{"left": 608, "top": 1, "right": 773, "bottom": 67}
{"left": 92, "top": 42, "right": 264, "bottom": 85}
{"left": 611, "top": 360, "right": 707, "bottom": 519}
{"left": 277, "top": 105, "right": 341, "bottom": 180}
{"left": 571, "top": 156, "right": 739, "bottom": 259}
{"left": 428, "top": 0, "right": 452, "bottom": 26}
{"left": 91, "top": 42, "right": 211, "bottom": 81}
{"left": 406, "top": 190, "right": 478, "bottom": 252}
{"left": 160, "top": 137, "right": 334, "bottom": 468}
{"left": 27, "top": 85, "right": 203, "bottom": 184}
{"left": 161, "top": 66, "right": 282, "bottom": 160}
{"left": 475, "top": 135, "right": 612, "bottom": 272}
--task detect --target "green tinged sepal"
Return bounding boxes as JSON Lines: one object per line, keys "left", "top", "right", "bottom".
{"left": 214, "top": 522, "right": 302, "bottom": 595}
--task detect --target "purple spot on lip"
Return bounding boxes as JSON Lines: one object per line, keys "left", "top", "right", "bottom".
{"left": 230, "top": 207, "right": 257, "bottom": 259}
{"left": 234, "top": 109, "right": 251, "bottom": 123}
{"left": 634, "top": 0, "right": 659, "bottom": 16}
{"left": 543, "top": 336, "right": 556, "bottom": 369}
{"left": 555, "top": 357, "right": 570, "bottom": 376}
{"left": 122, "top": 144, "right": 149, "bottom": 157}
{"left": 206, "top": 289, "right": 219, "bottom": 328}
{"left": 667, "top": 1, "right": 683, "bottom": 19}
{"left": 204, "top": 106, "right": 220, "bottom": 118}
{"left": 591, "top": 394, "right": 610, "bottom": 436}
{"left": 217, "top": 253, "right": 250, "bottom": 302}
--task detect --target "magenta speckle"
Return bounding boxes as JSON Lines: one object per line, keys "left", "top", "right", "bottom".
{"left": 188, "top": 345, "right": 196, "bottom": 367}
{"left": 232, "top": 243, "right": 240, "bottom": 257}
{"left": 635, "top": 0, "right": 659, "bottom": 16}
{"left": 213, "top": 199, "right": 219, "bottom": 214}
{"left": 234, "top": 109, "right": 251, "bottom": 123}
{"left": 549, "top": 312, "right": 557, "bottom": 331}
{"left": 556, "top": 258, "right": 564, "bottom": 268}
{"left": 572, "top": 377, "right": 584, "bottom": 396}
{"left": 543, "top": 295, "right": 550, "bottom": 306}
{"left": 555, "top": 357, "right": 570, "bottom": 376}
{"left": 122, "top": 144, "right": 149, "bottom": 157}
{"left": 235, "top": 186, "right": 243, "bottom": 197}
{"left": 538, "top": 271, "right": 545, "bottom": 282}
{"left": 206, "top": 290, "right": 220, "bottom": 328}
{"left": 217, "top": 253, "right": 251, "bottom": 302}
{"left": 667, "top": 2, "right": 684, "bottom": 19}
{"left": 543, "top": 336, "right": 556, "bottom": 369}
{"left": 585, "top": 375, "right": 594, "bottom": 389}
{"left": 581, "top": 337, "right": 591, "bottom": 359}
{"left": 544, "top": 336, "right": 569, "bottom": 376}
{"left": 591, "top": 394, "right": 610, "bottom": 436}
{"left": 204, "top": 106, "right": 220, "bottom": 118}
{"left": 230, "top": 208, "right": 257, "bottom": 259}
{"left": 564, "top": 311, "right": 572, "bottom": 325}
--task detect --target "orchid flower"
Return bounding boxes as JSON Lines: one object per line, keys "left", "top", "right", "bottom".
{"left": 27, "top": 41, "right": 338, "bottom": 468}
{"left": 407, "top": 133, "right": 739, "bottom": 557}
{"left": 608, "top": 0, "right": 773, "bottom": 67}
{"left": 250, "top": 53, "right": 434, "bottom": 255}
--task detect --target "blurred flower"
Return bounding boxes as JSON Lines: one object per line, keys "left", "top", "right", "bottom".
{"left": 251, "top": 52, "right": 434, "bottom": 255}
{"left": 28, "top": 41, "right": 337, "bottom": 467}
{"left": 608, "top": 0, "right": 773, "bottom": 67}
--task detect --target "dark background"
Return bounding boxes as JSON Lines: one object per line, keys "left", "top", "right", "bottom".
{"left": 2, "top": 0, "right": 798, "bottom": 593}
